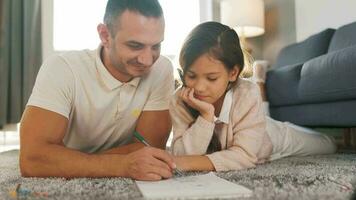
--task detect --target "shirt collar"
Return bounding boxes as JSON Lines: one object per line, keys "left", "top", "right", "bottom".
{"left": 95, "top": 46, "right": 140, "bottom": 90}
{"left": 214, "top": 89, "right": 233, "bottom": 124}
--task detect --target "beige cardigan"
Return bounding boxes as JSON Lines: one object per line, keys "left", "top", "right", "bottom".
{"left": 169, "top": 79, "right": 273, "bottom": 171}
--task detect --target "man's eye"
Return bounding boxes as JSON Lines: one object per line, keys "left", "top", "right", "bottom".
{"left": 152, "top": 44, "right": 161, "bottom": 50}
{"left": 128, "top": 44, "right": 142, "bottom": 49}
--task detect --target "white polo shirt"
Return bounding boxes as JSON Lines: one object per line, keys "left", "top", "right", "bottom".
{"left": 27, "top": 47, "right": 174, "bottom": 153}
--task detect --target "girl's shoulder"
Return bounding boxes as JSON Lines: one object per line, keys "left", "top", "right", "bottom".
{"left": 229, "top": 78, "right": 264, "bottom": 120}
{"left": 232, "top": 78, "right": 261, "bottom": 98}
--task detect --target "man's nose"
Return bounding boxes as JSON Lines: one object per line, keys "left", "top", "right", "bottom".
{"left": 137, "top": 48, "right": 154, "bottom": 66}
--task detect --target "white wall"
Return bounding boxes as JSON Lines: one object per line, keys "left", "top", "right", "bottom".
{"left": 260, "top": 0, "right": 296, "bottom": 65}
{"left": 200, "top": 0, "right": 213, "bottom": 22}
{"left": 41, "top": 0, "right": 213, "bottom": 61}
{"left": 295, "top": 0, "right": 356, "bottom": 41}
{"left": 41, "top": 0, "right": 54, "bottom": 61}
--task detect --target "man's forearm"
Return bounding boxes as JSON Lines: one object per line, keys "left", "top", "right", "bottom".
{"left": 101, "top": 143, "right": 145, "bottom": 154}
{"left": 20, "top": 144, "right": 128, "bottom": 178}
{"left": 101, "top": 138, "right": 169, "bottom": 155}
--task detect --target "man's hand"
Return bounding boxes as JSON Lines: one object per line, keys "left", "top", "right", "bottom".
{"left": 179, "top": 87, "right": 215, "bottom": 122}
{"left": 123, "top": 147, "right": 176, "bottom": 181}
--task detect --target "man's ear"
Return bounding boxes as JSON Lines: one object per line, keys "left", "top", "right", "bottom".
{"left": 97, "top": 23, "right": 111, "bottom": 48}
{"left": 229, "top": 65, "right": 240, "bottom": 82}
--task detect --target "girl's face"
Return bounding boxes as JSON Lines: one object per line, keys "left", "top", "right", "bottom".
{"left": 184, "top": 53, "right": 239, "bottom": 105}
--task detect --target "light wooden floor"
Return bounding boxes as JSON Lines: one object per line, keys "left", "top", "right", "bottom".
{"left": 0, "top": 124, "right": 20, "bottom": 153}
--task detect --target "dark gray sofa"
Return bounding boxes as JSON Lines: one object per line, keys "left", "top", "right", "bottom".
{"left": 266, "top": 21, "right": 356, "bottom": 127}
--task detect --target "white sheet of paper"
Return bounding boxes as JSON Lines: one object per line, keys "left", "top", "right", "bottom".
{"left": 135, "top": 172, "right": 252, "bottom": 199}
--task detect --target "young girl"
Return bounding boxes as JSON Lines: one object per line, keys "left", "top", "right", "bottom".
{"left": 170, "top": 22, "right": 336, "bottom": 172}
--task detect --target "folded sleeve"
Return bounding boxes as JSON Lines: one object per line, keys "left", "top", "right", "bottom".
{"left": 26, "top": 55, "right": 75, "bottom": 118}
{"left": 169, "top": 91, "right": 215, "bottom": 155}
{"left": 206, "top": 86, "right": 268, "bottom": 171}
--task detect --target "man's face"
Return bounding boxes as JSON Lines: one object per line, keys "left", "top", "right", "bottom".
{"left": 103, "top": 10, "right": 165, "bottom": 81}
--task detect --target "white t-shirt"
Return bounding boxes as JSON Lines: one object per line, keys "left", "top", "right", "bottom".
{"left": 27, "top": 47, "right": 175, "bottom": 153}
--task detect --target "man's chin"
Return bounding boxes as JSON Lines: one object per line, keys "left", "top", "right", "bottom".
{"left": 130, "top": 69, "right": 150, "bottom": 77}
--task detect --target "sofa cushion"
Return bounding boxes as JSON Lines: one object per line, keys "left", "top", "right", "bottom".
{"left": 274, "top": 29, "right": 335, "bottom": 68}
{"left": 328, "top": 21, "right": 356, "bottom": 52}
{"left": 266, "top": 63, "right": 303, "bottom": 106}
{"left": 298, "top": 45, "right": 356, "bottom": 103}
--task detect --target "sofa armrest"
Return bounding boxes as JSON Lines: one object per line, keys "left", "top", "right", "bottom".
{"left": 299, "top": 45, "right": 356, "bottom": 103}
{"left": 266, "top": 63, "right": 304, "bottom": 106}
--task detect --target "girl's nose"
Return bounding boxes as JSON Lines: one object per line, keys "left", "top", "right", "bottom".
{"left": 193, "top": 79, "right": 206, "bottom": 93}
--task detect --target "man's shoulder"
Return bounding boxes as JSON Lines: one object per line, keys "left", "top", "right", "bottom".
{"left": 150, "top": 55, "right": 174, "bottom": 75}
{"left": 43, "top": 49, "right": 94, "bottom": 68}
{"left": 57, "top": 49, "right": 96, "bottom": 67}
{"left": 155, "top": 55, "right": 172, "bottom": 66}
{"left": 140, "top": 55, "right": 174, "bottom": 86}
{"left": 38, "top": 49, "right": 97, "bottom": 84}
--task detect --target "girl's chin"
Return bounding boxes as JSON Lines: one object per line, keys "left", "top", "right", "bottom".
{"left": 201, "top": 98, "right": 215, "bottom": 104}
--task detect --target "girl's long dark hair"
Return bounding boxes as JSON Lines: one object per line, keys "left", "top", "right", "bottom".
{"left": 178, "top": 21, "right": 245, "bottom": 154}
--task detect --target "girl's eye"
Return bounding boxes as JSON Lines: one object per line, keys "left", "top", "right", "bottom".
{"left": 186, "top": 75, "right": 195, "bottom": 79}
{"left": 207, "top": 77, "right": 218, "bottom": 81}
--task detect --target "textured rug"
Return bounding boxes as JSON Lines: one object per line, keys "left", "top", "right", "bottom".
{"left": 0, "top": 150, "right": 356, "bottom": 200}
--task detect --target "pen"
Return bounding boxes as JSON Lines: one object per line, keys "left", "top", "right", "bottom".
{"left": 133, "top": 131, "right": 184, "bottom": 176}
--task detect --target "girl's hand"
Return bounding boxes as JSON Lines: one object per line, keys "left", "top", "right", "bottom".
{"left": 180, "top": 87, "right": 215, "bottom": 122}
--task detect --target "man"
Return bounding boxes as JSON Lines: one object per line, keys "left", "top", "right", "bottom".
{"left": 20, "top": 0, "right": 176, "bottom": 181}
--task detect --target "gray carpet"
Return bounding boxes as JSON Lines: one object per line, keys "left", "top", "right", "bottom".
{"left": 0, "top": 150, "right": 355, "bottom": 200}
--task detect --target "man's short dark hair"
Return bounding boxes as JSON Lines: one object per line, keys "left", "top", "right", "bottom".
{"left": 104, "top": 0, "right": 163, "bottom": 36}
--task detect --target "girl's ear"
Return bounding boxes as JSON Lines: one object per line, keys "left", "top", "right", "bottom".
{"left": 228, "top": 65, "right": 240, "bottom": 82}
